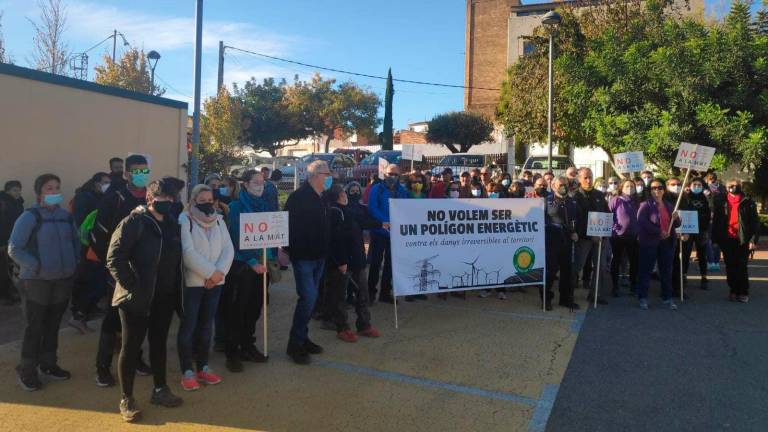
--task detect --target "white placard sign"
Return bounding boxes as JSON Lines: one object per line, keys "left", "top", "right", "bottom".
{"left": 239, "top": 211, "right": 289, "bottom": 250}
{"left": 674, "top": 142, "right": 716, "bottom": 171}
{"left": 378, "top": 157, "right": 389, "bottom": 180}
{"left": 390, "top": 198, "right": 545, "bottom": 296}
{"left": 587, "top": 212, "right": 613, "bottom": 237}
{"left": 676, "top": 210, "right": 699, "bottom": 234}
{"left": 402, "top": 144, "right": 424, "bottom": 161}
{"left": 614, "top": 151, "right": 644, "bottom": 174}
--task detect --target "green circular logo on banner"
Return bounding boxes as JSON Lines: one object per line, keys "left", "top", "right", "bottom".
{"left": 513, "top": 247, "right": 535, "bottom": 274}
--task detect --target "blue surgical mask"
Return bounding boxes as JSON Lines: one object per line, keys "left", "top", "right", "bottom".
{"left": 219, "top": 186, "right": 230, "bottom": 196}
{"left": 489, "top": 192, "right": 500, "bottom": 199}
{"left": 131, "top": 172, "right": 151, "bottom": 188}
{"left": 43, "top": 193, "right": 63, "bottom": 206}
{"left": 501, "top": 179, "right": 511, "bottom": 187}
{"left": 323, "top": 176, "right": 333, "bottom": 191}
{"left": 691, "top": 186, "right": 703, "bottom": 194}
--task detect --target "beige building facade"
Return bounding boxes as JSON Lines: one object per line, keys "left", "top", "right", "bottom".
{"left": 0, "top": 63, "right": 188, "bottom": 206}
{"left": 464, "top": 0, "right": 705, "bottom": 117}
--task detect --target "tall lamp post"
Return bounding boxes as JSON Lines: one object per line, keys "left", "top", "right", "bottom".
{"left": 147, "top": 50, "right": 161, "bottom": 95}
{"left": 542, "top": 10, "right": 561, "bottom": 174}
{"left": 190, "top": 0, "right": 203, "bottom": 188}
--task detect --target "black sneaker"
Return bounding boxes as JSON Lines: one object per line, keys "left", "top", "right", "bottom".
{"left": 225, "top": 357, "right": 244, "bottom": 373}
{"left": 559, "top": 302, "right": 581, "bottom": 310}
{"left": 286, "top": 345, "right": 311, "bottom": 365}
{"left": 303, "top": 339, "right": 324, "bottom": 355}
{"left": 96, "top": 366, "right": 116, "bottom": 387}
{"left": 136, "top": 358, "right": 152, "bottom": 376}
{"left": 40, "top": 365, "right": 71, "bottom": 381}
{"left": 240, "top": 346, "right": 268, "bottom": 363}
{"left": 150, "top": 385, "right": 183, "bottom": 408}
{"left": 16, "top": 368, "right": 42, "bottom": 391}
{"left": 120, "top": 397, "right": 141, "bottom": 423}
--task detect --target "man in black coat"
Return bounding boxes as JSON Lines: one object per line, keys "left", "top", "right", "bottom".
{"left": 107, "top": 178, "right": 184, "bottom": 422}
{"left": 0, "top": 180, "right": 23, "bottom": 304}
{"left": 283, "top": 160, "right": 331, "bottom": 365}
{"left": 573, "top": 167, "right": 611, "bottom": 304}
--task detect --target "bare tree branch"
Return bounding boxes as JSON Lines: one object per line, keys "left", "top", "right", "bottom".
{"left": 28, "top": 0, "right": 68, "bottom": 75}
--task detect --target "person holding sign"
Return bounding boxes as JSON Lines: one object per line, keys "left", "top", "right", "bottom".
{"left": 284, "top": 161, "right": 333, "bottom": 365}
{"left": 636, "top": 179, "right": 680, "bottom": 311}
{"left": 711, "top": 179, "right": 759, "bottom": 303}
{"left": 573, "top": 168, "right": 611, "bottom": 305}
{"left": 177, "top": 184, "right": 234, "bottom": 391}
{"left": 223, "top": 170, "right": 276, "bottom": 372}
{"left": 543, "top": 176, "right": 580, "bottom": 310}
{"left": 680, "top": 178, "right": 711, "bottom": 290}
{"left": 609, "top": 179, "right": 640, "bottom": 297}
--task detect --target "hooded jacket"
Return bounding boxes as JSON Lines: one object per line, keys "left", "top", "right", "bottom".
{"left": 179, "top": 211, "right": 234, "bottom": 287}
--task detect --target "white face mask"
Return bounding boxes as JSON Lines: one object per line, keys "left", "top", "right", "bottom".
{"left": 636, "top": 185, "right": 644, "bottom": 194}
{"left": 596, "top": 186, "right": 606, "bottom": 193}
{"left": 471, "top": 189, "right": 482, "bottom": 197}
{"left": 642, "top": 177, "right": 652, "bottom": 186}
{"left": 100, "top": 183, "right": 111, "bottom": 193}
{"left": 668, "top": 185, "right": 681, "bottom": 194}
{"left": 607, "top": 184, "right": 617, "bottom": 192}
{"left": 449, "top": 191, "right": 460, "bottom": 198}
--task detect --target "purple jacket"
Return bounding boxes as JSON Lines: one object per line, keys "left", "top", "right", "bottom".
{"left": 636, "top": 199, "right": 679, "bottom": 246}
{"left": 609, "top": 195, "right": 638, "bottom": 238}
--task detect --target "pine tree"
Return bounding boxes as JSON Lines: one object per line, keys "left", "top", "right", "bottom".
{"left": 381, "top": 68, "right": 394, "bottom": 150}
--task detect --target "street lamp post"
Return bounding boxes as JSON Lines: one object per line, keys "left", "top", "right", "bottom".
{"left": 542, "top": 11, "right": 562, "bottom": 174}
{"left": 147, "top": 50, "right": 161, "bottom": 95}
{"left": 190, "top": 0, "right": 203, "bottom": 188}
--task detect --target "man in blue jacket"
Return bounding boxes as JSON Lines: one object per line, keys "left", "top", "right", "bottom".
{"left": 367, "top": 164, "right": 407, "bottom": 304}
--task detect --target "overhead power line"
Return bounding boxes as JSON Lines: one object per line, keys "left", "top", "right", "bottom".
{"left": 225, "top": 45, "right": 500, "bottom": 91}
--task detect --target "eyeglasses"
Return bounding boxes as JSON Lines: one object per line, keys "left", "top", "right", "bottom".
{"left": 130, "top": 168, "right": 150, "bottom": 175}
{"left": 387, "top": 173, "right": 399, "bottom": 177}
{"left": 650, "top": 186, "right": 665, "bottom": 191}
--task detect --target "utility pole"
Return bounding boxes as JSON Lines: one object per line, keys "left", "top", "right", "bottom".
{"left": 217, "top": 41, "right": 225, "bottom": 92}
{"left": 190, "top": 0, "right": 203, "bottom": 187}
{"left": 112, "top": 29, "right": 117, "bottom": 62}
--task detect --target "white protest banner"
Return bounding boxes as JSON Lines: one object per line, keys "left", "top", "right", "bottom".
{"left": 239, "top": 211, "right": 290, "bottom": 250}
{"left": 402, "top": 144, "right": 424, "bottom": 161}
{"left": 390, "top": 198, "right": 545, "bottom": 298}
{"left": 674, "top": 142, "right": 716, "bottom": 171}
{"left": 586, "top": 212, "right": 613, "bottom": 237}
{"left": 614, "top": 151, "right": 644, "bottom": 174}
{"left": 676, "top": 210, "right": 699, "bottom": 234}
{"left": 378, "top": 157, "right": 389, "bottom": 180}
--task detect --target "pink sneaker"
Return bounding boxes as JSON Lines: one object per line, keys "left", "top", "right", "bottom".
{"left": 357, "top": 327, "right": 381, "bottom": 338}
{"left": 337, "top": 329, "right": 358, "bottom": 343}
{"left": 181, "top": 371, "right": 200, "bottom": 391}
{"left": 196, "top": 368, "right": 222, "bottom": 385}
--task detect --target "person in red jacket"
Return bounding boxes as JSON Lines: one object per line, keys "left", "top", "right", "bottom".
{"left": 428, "top": 168, "right": 452, "bottom": 198}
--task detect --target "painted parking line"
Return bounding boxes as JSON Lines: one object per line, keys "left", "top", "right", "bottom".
{"left": 316, "top": 358, "right": 538, "bottom": 406}
{"left": 316, "top": 359, "right": 563, "bottom": 432}
{"left": 420, "top": 302, "right": 580, "bottom": 324}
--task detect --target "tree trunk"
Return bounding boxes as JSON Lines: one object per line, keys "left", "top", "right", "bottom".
{"left": 444, "top": 143, "right": 460, "bottom": 153}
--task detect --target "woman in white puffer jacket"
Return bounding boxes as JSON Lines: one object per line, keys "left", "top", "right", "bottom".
{"left": 177, "top": 184, "right": 234, "bottom": 391}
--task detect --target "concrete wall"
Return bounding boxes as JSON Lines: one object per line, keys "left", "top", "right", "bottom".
{"left": 0, "top": 64, "right": 188, "bottom": 206}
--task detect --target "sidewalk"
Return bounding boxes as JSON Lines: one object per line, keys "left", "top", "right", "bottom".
{"left": 0, "top": 269, "right": 582, "bottom": 431}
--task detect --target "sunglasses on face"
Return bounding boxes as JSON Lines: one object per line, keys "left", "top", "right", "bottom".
{"left": 130, "top": 168, "right": 150, "bottom": 175}
{"left": 387, "top": 173, "right": 399, "bottom": 177}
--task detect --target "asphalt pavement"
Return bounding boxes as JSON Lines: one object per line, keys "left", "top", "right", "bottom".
{"left": 546, "top": 251, "right": 768, "bottom": 432}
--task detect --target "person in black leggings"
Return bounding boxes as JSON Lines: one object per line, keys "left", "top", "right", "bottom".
{"left": 107, "top": 178, "right": 184, "bottom": 422}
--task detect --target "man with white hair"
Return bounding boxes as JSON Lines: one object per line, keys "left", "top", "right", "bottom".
{"left": 283, "top": 160, "right": 333, "bottom": 364}
{"left": 367, "top": 163, "right": 408, "bottom": 304}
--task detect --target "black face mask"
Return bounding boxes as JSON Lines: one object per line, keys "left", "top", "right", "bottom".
{"left": 348, "top": 193, "right": 361, "bottom": 203}
{"left": 728, "top": 185, "right": 741, "bottom": 195}
{"left": 384, "top": 176, "right": 398, "bottom": 189}
{"left": 196, "top": 202, "right": 216, "bottom": 216}
{"left": 153, "top": 201, "right": 174, "bottom": 216}
{"left": 535, "top": 187, "right": 547, "bottom": 197}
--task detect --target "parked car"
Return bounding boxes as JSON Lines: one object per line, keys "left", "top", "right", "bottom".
{"left": 352, "top": 150, "right": 402, "bottom": 180}
{"left": 279, "top": 153, "right": 356, "bottom": 181}
{"left": 522, "top": 155, "right": 575, "bottom": 177}
{"left": 333, "top": 148, "right": 372, "bottom": 164}
{"left": 430, "top": 153, "right": 489, "bottom": 176}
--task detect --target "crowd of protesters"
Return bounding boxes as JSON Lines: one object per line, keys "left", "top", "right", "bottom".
{"left": 0, "top": 153, "right": 760, "bottom": 422}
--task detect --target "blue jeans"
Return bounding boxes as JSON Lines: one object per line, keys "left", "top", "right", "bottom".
{"left": 637, "top": 240, "right": 674, "bottom": 301}
{"left": 289, "top": 259, "right": 325, "bottom": 348}
{"left": 177, "top": 285, "right": 222, "bottom": 372}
